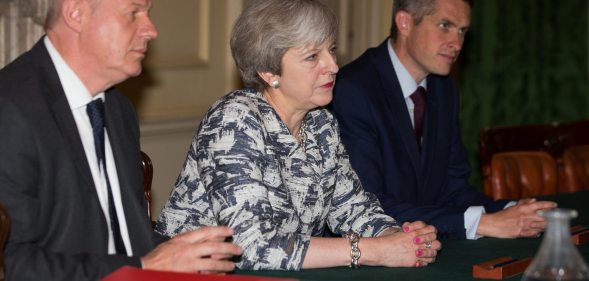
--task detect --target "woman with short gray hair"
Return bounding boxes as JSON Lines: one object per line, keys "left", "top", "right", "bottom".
{"left": 157, "top": 0, "right": 440, "bottom": 270}
{"left": 231, "top": 0, "right": 338, "bottom": 92}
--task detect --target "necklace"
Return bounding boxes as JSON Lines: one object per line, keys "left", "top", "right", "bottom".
{"left": 297, "top": 118, "right": 308, "bottom": 152}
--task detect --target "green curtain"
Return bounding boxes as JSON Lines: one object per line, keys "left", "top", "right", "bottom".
{"left": 459, "top": 0, "right": 589, "bottom": 188}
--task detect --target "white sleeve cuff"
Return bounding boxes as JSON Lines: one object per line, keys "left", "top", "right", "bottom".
{"left": 504, "top": 201, "right": 517, "bottom": 209}
{"left": 464, "top": 206, "right": 485, "bottom": 240}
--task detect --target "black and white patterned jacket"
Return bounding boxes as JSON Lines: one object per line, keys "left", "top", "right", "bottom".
{"left": 156, "top": 89, "right": 398, "bottom": 270}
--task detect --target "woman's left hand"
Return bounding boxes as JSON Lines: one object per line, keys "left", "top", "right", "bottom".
{"left": 364, "top": 221, "right": 441, "bottom": 267}
{"left": 399, "top": 221, "right": 441, "bottom": 267}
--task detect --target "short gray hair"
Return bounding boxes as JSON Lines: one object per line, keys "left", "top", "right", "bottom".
{"left": 390, "top": 0, "right": 472, "bottom": 41}
{"left": 45, "top": 0, "right": 101, "bottom": 30}
{"left": 230, "top": 0, "right": 337, "bottom": 92}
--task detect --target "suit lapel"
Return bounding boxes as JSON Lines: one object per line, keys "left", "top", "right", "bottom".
{"left": 51, "top": 98, "right": 96, "bottom": 193}
{"left": 104, "top": 92, "right": 154, "bottom": 253}
{"left": 421, "top": 77, "right": 441, "bottom": 187}
{"left": 33, "top": 40, "right": 97, "bottom": 194}
{"left": 371, "top": 41, "right": 421, "bottom": 174}
{"left": 103, "top": 92, "right": 132, "bottom": 202}
{"left": 103, "top": 91, "right": 140, "bottom": 221}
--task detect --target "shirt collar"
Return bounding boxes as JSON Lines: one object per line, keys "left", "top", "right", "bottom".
{"left": 44, "top": 36, "right": 104, "bottom": 109}
{"left": 387, "top": 38, "right": 427, "bottom": 99}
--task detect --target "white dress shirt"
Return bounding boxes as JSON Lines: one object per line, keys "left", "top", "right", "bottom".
{"left": 44, "top": 37, "right": 133, "bottom": 254}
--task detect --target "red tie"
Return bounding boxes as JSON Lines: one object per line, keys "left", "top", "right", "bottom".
{"left": 410, "top": 86, "right": 426, "bottom": 150}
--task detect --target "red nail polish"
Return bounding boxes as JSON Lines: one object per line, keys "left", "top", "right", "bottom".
{"left": 417, "top": 250, "right": 423, "bottom": 257}
{"left": 403, "top": 226, "right": 410, "bottom": 232}
{"left": 414, "top": 237, "right": 421, "bottom": 244}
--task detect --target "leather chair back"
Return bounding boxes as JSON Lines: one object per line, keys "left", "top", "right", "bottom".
{"left": 479, "top": 120, "right": 589, "bottom": 197}
{"left": 562, "top": 145, "right": 589, "bottom": 193}
{"left": 490, "top": 151, "right": 558, "bottom": 200}
{"left": 0, "top": 203, "right": 10, "bottom": 281}
{"left": 479, "top": 124, "right": 554, "bottom": 196}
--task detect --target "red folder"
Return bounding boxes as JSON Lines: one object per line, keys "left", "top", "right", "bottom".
{"left": 101, "top": 266, "right": 298, "bottom": 281}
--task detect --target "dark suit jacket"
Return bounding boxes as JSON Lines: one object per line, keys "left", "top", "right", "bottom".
{"left": 0, "top": 38, "right": 159, "bottom": 280}
{"left": 331, "top": 39, "right": 508, "bottom": 239}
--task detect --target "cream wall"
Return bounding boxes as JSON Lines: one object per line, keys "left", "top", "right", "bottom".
{"left": 118, "top": 0, "right": 245, "bottom": 219}
{"left": 0, "top": 0, "right": 48, "bottom": 66}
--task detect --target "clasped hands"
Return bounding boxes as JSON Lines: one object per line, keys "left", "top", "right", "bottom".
{"left": 366, "top": 221, "right": 440, "bottom": 267}
{"left": 478, "top": 198, "right": 558, "bottom": 238}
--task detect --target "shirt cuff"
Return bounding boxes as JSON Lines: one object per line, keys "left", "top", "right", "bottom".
{"left": 504, "top": 201, "right": 517, "bottom": 209}
{"left": 464, "top": 206, "right": 485, "bottom": 240}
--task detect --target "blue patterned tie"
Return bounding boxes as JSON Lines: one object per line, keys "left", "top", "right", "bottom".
{"left": 86, "top": 99, "right": 127, "bottom": 255}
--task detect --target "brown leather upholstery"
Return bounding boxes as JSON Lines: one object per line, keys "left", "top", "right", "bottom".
{"left": 489, "top": 151, "right": 558, "bottom": 200}
{"left": 141, "top": 151, "right": 153, "bottom": 220}
{"left": 0, "top": 203, "right": 10, "bottom": 281}
{"left": 479, "top": 120, "right": 589, "bottom": 197}
{"left": 562, "top": 145, "right": 589, "bottom": 193}
{"left": 479, "top": 124, "right": 555, "bottom": 196}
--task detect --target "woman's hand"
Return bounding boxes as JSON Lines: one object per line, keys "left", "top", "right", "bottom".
{"left": 361, "top": 221, "right": 441, "bottom": 267}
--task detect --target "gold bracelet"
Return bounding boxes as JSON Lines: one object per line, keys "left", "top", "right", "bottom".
{"left": 345, "top": 232, "right": 361, "bottom": 269}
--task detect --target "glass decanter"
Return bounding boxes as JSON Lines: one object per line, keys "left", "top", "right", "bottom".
{"left": 522, "top": 208, "right": 589, "bottom": 281}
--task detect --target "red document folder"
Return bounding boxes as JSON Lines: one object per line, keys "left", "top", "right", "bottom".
{"left": 101, "top": 266, "right": 298, "bottom": 281}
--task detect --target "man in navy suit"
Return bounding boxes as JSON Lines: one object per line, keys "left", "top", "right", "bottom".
{"left": 0, "top": 0, "right": 240, "bottom": 280}
{"left": 332, "top": 0, "right": 556, "bottom": 240}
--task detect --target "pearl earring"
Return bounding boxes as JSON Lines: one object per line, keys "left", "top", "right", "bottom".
{"left": 271, "top": 80, "right": 280, "bottom": 89}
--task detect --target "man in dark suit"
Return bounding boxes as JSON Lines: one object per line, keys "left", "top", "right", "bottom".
{"left": 0, "top": 0, "right": 241, "bottom": 280}
{"left": 332, "top": 0, "right": 556, "bottom": 240}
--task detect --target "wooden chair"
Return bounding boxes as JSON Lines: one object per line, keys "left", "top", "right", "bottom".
{"left": 0, "top": 203, "right": 11, "bottom": 281}
{"left": 561, "top": 145, "right": 589, "bottom": 193}
{"left": 141, "top": 151, "right": 153, "bottom": 221}
{"left": 489, "top": 151, "right": 558, "bottom": 200}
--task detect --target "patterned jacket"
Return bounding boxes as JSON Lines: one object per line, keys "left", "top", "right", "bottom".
{"left": 156, "top": 89, "right": 398, "bottom": 270}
